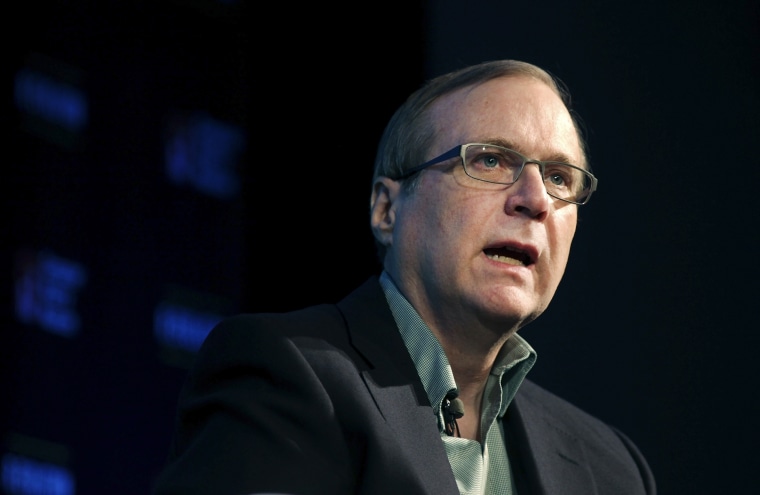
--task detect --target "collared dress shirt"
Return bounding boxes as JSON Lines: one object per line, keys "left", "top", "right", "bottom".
{"left": 379, "top": 271, "right": 537, "bottom": 495}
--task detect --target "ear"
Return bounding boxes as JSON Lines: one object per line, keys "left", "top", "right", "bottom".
{"left": 370, "top": 177, "right": 402, "bottom": 248}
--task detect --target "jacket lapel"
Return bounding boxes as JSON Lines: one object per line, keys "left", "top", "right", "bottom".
{"left": 507, "top": 385, "right": 597, "bottom": 495}
{"left": 338, "top": 277, "right": 460, "bottom": 493}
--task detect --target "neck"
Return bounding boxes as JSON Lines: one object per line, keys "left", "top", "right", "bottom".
{"left": 438, "top": 327, "right": 515, "bottom": 442}
{"left": 444, "top": 349, "right": 496, "bottom": 443}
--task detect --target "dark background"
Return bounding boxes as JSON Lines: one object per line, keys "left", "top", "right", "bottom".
{"left": 6, "top": 1, "right": 758, "bottom": 494}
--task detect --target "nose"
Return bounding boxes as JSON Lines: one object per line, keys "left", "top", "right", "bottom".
{"left": 505, "top": 162, "right": 550, "bottom": 218}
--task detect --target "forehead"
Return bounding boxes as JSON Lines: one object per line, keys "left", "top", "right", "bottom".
{"left": 428, "top": 75, "right": 584, "bottom": 165}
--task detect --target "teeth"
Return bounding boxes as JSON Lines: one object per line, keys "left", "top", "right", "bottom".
{"left": 486, "top": 253, "right": 525, "bottom": 266}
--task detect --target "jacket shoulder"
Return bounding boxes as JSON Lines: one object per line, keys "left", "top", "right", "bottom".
{"left": 515, "top": 379, "right": 656, "bottom": 494}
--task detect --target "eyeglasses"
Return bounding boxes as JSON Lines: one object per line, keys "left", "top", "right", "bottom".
{"left": 396, "top": 143, "right": 598, "bottom": 205}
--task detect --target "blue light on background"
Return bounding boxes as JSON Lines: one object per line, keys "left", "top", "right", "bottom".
{"left": 164, "top": 112, "right": 245, "bottom": 200}
{"left": 1, "top": 453, "right": 75, "bottom": 495}
{"left": 153, "top": 302, "right": 223, "bottom": 353}
{"left": 14, "top": 68, "right": 88, "bottom": 132}
{"left": 14, "top": 250, "right": 87, "bottom": 338}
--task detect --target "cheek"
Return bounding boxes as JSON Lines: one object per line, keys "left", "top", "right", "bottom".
{"left": 393, "top": 196, "right": 442, "bottom": 257}
{"left": 408, "top": 176, "right": 519, "bottom": 255}
{"left": 398, "top": 188, "right": 469, "bottom": 259}
{"left": 424, "top": 191, "right": 484, "bottom": 245}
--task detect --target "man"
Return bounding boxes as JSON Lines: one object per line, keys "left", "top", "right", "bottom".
{"left": 153, "top": 59, "right": 656, "bottom": 495}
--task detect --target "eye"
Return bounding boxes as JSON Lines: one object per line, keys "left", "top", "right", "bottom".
{"left": 544, "top": 164, "right": 578, "bottom": 191}
{"left": 471, "top": 150, "right": 512, "bottom": 171}
{"left": 482, "top": 153, "right": 502, "bottom": 169}
{"left": 463, "top": 145, "right": 523, "bottom": 182}
{"left": 547, "top": 172, "right": 566, "bottom": 187}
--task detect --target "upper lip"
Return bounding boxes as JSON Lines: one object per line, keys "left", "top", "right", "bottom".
{"left": 483, "top": 241, "right": 539, "bottom": 266}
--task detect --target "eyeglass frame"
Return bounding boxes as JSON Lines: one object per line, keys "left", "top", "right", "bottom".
{"left": 394, "top": 143, "right": 599, "bottom": 205}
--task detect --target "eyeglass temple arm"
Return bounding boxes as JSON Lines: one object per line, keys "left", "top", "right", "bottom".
{"left": 396, "top": 146, "right": 462, "bottom": 180}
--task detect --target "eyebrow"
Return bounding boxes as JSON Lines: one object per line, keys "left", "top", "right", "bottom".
{"left": 479, "top": 137, "right": 578, "bottom": 166}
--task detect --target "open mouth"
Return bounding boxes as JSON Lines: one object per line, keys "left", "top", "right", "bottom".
{"left": 484, "top": 246, "right": 535, "bottom": 266}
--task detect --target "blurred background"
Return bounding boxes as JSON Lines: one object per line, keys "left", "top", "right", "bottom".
{"left": 6, "top": 1, "right": 759, "bottom": 493}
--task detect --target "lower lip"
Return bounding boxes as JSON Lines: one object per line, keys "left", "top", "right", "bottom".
{"left": 484, "top": 253, "right": 531, "bottom": 270}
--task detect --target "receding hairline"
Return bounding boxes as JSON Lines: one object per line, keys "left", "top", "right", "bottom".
{"left": 425, "top": 74, "right": 586, "bottom": 166}
{"left": 372, "top": 59, "right": 589, "bottom": 183}
{"left": 420, "top": 60, "right": 564, "bottom": 106}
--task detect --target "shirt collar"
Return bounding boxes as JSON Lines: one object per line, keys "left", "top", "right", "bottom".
{"left": 378, "top": 271, "right": 537, "bottom": 428}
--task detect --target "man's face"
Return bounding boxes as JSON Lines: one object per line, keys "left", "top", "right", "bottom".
{"left": 375, "top": 75, "right": 584, "bottom": 340}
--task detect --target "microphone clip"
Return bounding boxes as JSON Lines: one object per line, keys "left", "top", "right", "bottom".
{"left": 442, "top": 391, "right": 464, "bottom": 437}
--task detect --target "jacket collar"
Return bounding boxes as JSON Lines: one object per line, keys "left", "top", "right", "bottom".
{"left": 337, "top": 276, "right": 460, "bottom": 493}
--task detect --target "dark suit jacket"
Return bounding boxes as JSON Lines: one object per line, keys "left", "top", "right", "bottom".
{"left": 153, "top": 276, "right": 656, "bottom": 495}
